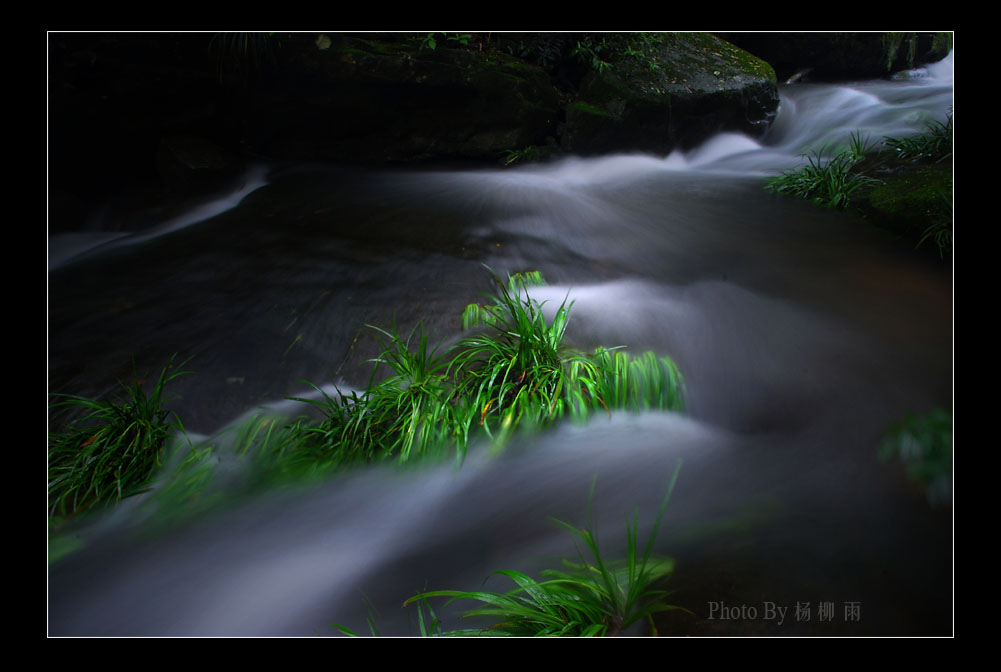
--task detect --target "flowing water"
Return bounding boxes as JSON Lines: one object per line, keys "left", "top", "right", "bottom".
{"left": 47, "top": 54, "right": 953, "bottom": 636}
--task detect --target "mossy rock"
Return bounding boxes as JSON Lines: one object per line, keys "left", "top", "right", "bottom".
{"left": 854, "top": 163, "right": 952, "bottom": 240}
{"left": 244, "top": 34, "right": 561, "bottom": 163}
{"left": 564, "top": 33, "right": 778, "bottom": 155}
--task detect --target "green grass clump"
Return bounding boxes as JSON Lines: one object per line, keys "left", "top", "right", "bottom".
{"left": 503, "top": 146, "right": 541, "bottom": 166}
{"left": 48, "top": 270, "right": 687, "bottom": 531}
{"left": 883, "top": 111, "right": 953, "bottom": 164}
{"left": 766, "top": 114, "right": 953, "bottom": 226}
{"left": 917, "top": 214, "right": 952, "bottom": 259}
{"left": 449, "top": 269, "right": 684, "bottom": 447}
{"left": 48, "top": 356, "right": 190, "bottom": 519}
{"left": 766, "top": 141, "right": 880, "bottom": 210}
{"left": 299, "top": 268, "right": 686, "bottom": 466}
{"left": 588, "top": 348, "right": 685, "bottom": 413}
{"left": 291, "top": 323, "right": 458, "bottom": 465}
{"left": 452, "top": 270, "right": 597, "bottom": 437}
{"left": 397, "top": 465, "right": 687, "bottom": 637}
{"left": 880, "top": 112, "right": 954, "bottom": 258}
{"left": 914, "top": 184, "right": 953, "bottom": 259}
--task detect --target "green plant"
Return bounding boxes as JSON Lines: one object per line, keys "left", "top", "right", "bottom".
{"left": 880, "top": 408, "right": 952, "bottom": 506}
{"left": 452, "top": 270, "right": 583, "bottom": 435}
{"left": 569, "top": 33, "right": 667, "bottom": 76}
{"left": 503, "top": 145, "right": 541, "bottom": 166}
{"left": 291, "top": 322, "right": 457, "bottom": 465}
{"left": 587, "top": 348, "right": 685, "bottom": 413}
{"left": 571, "top": 36, "right": 612, "bottom": 73}
{"left": 48, "top": 356, "right": 191, "bottom": 518}
{"left": 505, "top": 37, "right": 564, "bottom": 69}
{"left": 363, "top": 323, "right": 457, "bottom": 461}
{"left": 417, "top": 32, "right": 472, "bottom": 51}
{"left": 766, "top": 144, "right": 880, "bottom": 210}
{"left": 884, "top": 111, "right": 953, "bottom": 163}
{"left": 915, "top": 186, "right": 953, "bottom": 258}
{"left": 623, "top": 33, "right": 666, "bottom": 73}
{"left": 294, "top": 268, "right": 685, "bottom": 464}
{"left": 453, "top": 269, "right": 682, "bottom": 442}
{"left": 917, "top": 221, "right": 952, "bottom": 258}
{"left": 848, "top": 129, "right": 875, "bottom": 162}
{"left": 403, "top": 464, "right": 687, "bottom": 636}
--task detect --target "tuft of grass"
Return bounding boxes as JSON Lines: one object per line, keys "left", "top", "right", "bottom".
{"left": 917, "top": 221, "right": 952, "bottom": 259}
{"left": 766, "top": 144, "right": 880, "bottom": 210}
{"left": 915, "top": 186, "right": 953, "bottom": 258}
{"left": 452, "top": 268, "right": 685, "bottom": 445}
{"left": 884, "top": 111, "right": 953, "bottom": 163}
{"left": 503, "top": 146, "right": 541, "bottom": 166}
{"left": 848, "top": 129, "right": 876, "bottom": 162}
{"left": 48, "top": 356, "right": 191, "bottom": 519}
{"left": 293, "top": 267, "right": 686, "bottom": 464}
{"left": 360, "top": 322, "right": 456, "bottom": 462}
{"left": 290, "top": 321, "right": 458, "bottom": 466}
{"left": 402, "top": 463, "right": 688, "bottom": 636}
{"left": 587, "top": 348, "right": 685, "bottom": 414}
{"left": 451, "top": 269, "right": 584, "bottom": 437}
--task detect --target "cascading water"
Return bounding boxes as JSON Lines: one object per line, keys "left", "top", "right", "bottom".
{"left": 47, "top": 53, "right": 953, "bottom": 636}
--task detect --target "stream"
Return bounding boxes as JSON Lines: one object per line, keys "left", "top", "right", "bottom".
{"left": 47, "top": 54, "right": 953, "bottom": 636}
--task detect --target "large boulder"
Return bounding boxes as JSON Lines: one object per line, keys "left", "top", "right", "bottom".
{"left": 563, "top": 33, "right": 779, "bottom": 155}
{"left": 49, "top": 32, "right": 792, "bottom": 234}
{"left": 237, "top": 34, "right": 561, "bottom": 163}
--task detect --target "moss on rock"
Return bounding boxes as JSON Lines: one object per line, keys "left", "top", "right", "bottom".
{"left": 252, "top": 34, "right": 561, "bottom": 163}
{"left": 565, "top": 33, "right": 778, "bottom": 155}
{"left": 858, "top": 165, "right": 952, "bottom": 239}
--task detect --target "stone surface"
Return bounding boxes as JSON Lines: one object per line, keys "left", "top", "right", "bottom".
{"left": 236, "top": 34, "right": 561, "bottom": 163}
{"left": 49, "top": 32, "right": 791, "bottom": 233}
{"left": 719, "top": 32, "right": 954, "bottom": 83}
{"left": 564, "top": 33, "right": 779, "bottom": 155}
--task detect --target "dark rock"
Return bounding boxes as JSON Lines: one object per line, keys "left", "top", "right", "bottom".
{"left": 236, "top": 34, "right": 561, "bottom": 163}
{"left": 564, "top": 33, "right": 779, "bottom": 155}
{"left": 49, "top": 34, "right": 223, "bottom": 206}
{"left": 854, "top": 162, "right": 952, "bottom": 240}
{"left": 49, "top": 32, "right": 794, "bottom": 234}
{"left": 719, "top": 32, "right": 953, "bottom": 83}
{"left": 156, "top": 134, "right": 241, "bottom": 197}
